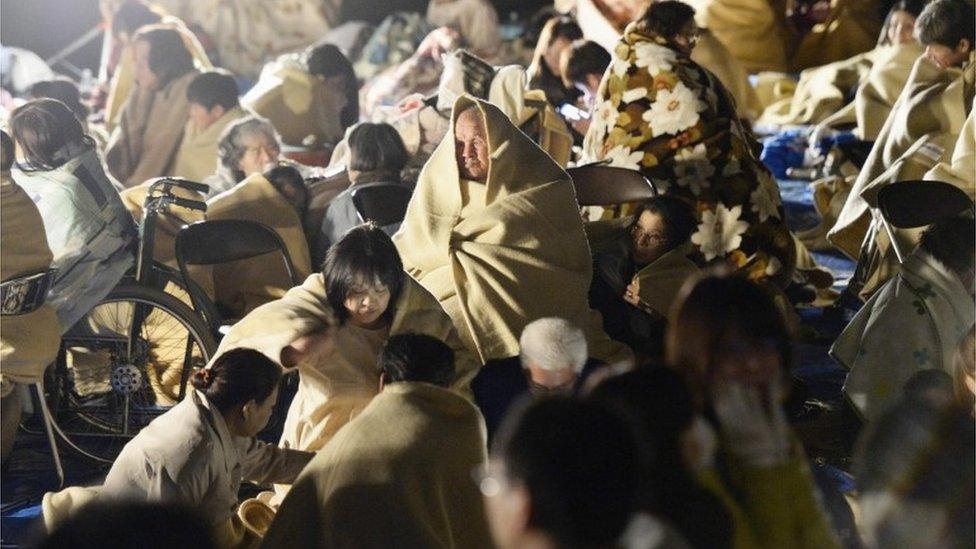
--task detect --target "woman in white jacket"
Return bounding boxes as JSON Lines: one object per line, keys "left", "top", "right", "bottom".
{"left": 102, "top": 347, "right": 314, "bottom": 546}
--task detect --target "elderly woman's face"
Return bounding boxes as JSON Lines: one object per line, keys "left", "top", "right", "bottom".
{"left": 455, "top": 108, "right": 489, "bottom": 183}
{"left": 236, "top": 133, "right": 280, "bottom": 177}
{"left": 630, "top": 210, "right": 668, "bottom": 265}
{"left": 133, "top": 39, "right": 159, "bottom": 91}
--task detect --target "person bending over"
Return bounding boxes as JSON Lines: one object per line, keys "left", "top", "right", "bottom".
{"left": 263, "top": 334, "right": 491, "bottom": 548}
{"left": 102, "top": 348, "right": 314, "bottom": 547}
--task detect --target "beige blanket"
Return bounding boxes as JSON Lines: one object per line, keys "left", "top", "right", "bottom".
{"left": 242, "top": 58, "right": 348, "bottom": 148}
{"left": 683, "top": 0, "right": 792, "bottom": 73}
{"left": 0, "top": 174, "right": 61, "bottom": 390}
{"left": 171, "top": 106, "right": 247, "bottom": 183}
{"left": 816, "top": 42, "right": 925, "bottom": 140}
{"left": 790, "top": 0, "right": 881, "bottom": 71}
{"left": 105, "top": 70, "right": 199, "bottom": 188}
{"left": 261, "top": 382, "right": 491, "bottom": 549}
{"left": 924, "top": 100, "right": 976, "bottom": 194}
{"left": 103, "top": 16, "right": 212, "bottom": 133}
{"left": 206, "top": 173, "right": 312, "bottom": 318}
{"left": 394, "top": 95, "right": 632, "bottom": 364}
{"left": 829, "top": 56, "right": 975, "bottom": 260}
{"left": 213, "top": 272, "right": 479, "bottom": 457}
{"left": 758, "top": 49, "right": 875, "bottom": 127}
{"left": 634, "top": 241, "right": 702, "bottom": 317}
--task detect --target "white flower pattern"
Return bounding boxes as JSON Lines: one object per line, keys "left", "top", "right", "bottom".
{"left": 633, "top": 42, "right": 676, "bottom": 76}
{"left": 604, "top": 145, "right": 644, "bottom": 171}
{"left": 691, "top": 203, "right": 750, "bottom": 261}
{"left": 622, "top": 87, "right": 648, "bottom": 104}
{"left": 673, "top": 144, "right": 715, "bottom": 195}
{"left": 643, "top": 82, "right": 704, "bottom": 137}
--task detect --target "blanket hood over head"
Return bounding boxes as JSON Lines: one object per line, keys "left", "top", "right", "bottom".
{"left": 395, "top": 95, "right": 631, "bottom": 364}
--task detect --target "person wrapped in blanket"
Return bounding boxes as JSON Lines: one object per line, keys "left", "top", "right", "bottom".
{"left": 581, "top": 1, "right": 796, "bottom": 288}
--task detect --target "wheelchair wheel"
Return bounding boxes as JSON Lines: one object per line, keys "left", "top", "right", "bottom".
{"left": 47, "top": 284, "right": 216, "bottom": 463}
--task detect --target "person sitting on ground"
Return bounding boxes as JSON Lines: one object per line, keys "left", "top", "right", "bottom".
{"left": 204, "top": 164, "right": 313, "bottom": 318}
{"left": 213, "top": 224, "right": 477, "bottom": 466}
{"left": 953, "top": 326, "right": 975, "bottom": 414}
{"left": 472, "top": 317, "right": 599, "bottom": 440}
{"left": 828, "top": 0, "right": 975, "bottom": 298}
{"left": 101, "top": 348, "right": 315, "bottom": 547}
{"left": 314, "top": 122, "right": 410, "bottom": 264}
{"left": 105, "top": 25, "right": 202, "bottom": 187}
{"left": 812, "top": 0, "right": 928, "bottom": 140}
{"left": 9, "top": 99, "right": 136, "bottom": 332}
{"left": 394, "top": 95, "right": 633, "bottom": 367}
{"left": 853, "top": 396, "right": 975, "bottom": 548}
{"left": 527, "top": 15, "right": 584, "bottom": 109}
{"left": 588, "top": 366, "right": 733, "bottom": 549}
{"left": 242, "top": 41, "right": 358, "bottom": 148}
{"left": 581, "top": 1, "right": 796, "bottom": 287}
{"left": 170, "top": 70, "right": 247, "bottom": 183}
{"left": 833, "top": 215, "right": 975, "bottom": 422}
{"left": 483, "top": 397, "right": 640, "bottom": 549}
{"left": 589, "top": 195, "right": 700, "bottom": 358}
{"left": 667, "top": 274, "right": 841, "bottom": 549}
{"left": 559, "top": 39, "right": 610, "bottom": 138}
{"left": 262, "top": 334, "right": 491, "bottom": 547}
{"left": 0, "top": 130, "right": 61, "bottom": 465}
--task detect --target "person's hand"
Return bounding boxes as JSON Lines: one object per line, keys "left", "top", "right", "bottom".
{"left": 623, "top": 279, "right": 641, "bottom": 307}
{"left": 711, "top": 381, "right": 792, "bottom": 467}
{"left": 280, "top": 329, "right": 333, "bottom": 368}
{"left": 396, "top": 93, "right": 426, "bottom": 114}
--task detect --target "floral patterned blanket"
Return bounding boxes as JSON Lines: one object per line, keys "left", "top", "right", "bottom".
{"left": 582, "top": 23, "right": 795, "bottom": 285}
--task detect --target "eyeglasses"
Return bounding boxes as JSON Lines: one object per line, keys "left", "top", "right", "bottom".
{"left": 630, "top": 225, "right": 667, "bottom": 247}
{"left": 526, "top": 378, "right": 577, "bottom": 394}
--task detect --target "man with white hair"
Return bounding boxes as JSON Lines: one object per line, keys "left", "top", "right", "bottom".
{"left": 519, "top": 317, "right": 588, "bottom": 394}
{"left": 473, "top": 317, "right": 598, "bottom": 439}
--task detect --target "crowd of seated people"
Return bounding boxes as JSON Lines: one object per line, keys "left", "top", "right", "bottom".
{"left": 0, "top": 0, "right": 973, "bottom": 547}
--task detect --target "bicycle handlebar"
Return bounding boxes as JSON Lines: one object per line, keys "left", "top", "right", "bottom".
{"left": 146, "top": 177, "right": 210, "bottom": 195}
{"left": 170, "top": 197, "right": 207, "bottom": 212}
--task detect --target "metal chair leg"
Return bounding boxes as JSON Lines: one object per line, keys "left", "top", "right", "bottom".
{"left": 33, "top": 382, "right": 65, "bottom": 488}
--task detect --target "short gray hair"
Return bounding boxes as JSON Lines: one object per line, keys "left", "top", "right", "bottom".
{"left": 216, "top": 114, "right": 282, "bottom": 181}
{"left": 519, "top": 317, "right": 587, "bottom": 373}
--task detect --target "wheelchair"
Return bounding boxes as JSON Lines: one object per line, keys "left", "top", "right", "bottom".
{"left": 26, "top": 178, "right": 217, "bottom": 473}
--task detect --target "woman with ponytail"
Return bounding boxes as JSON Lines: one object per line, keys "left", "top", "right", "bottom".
{"left": 102, "top": 348, "right": 314, "bottom": 546}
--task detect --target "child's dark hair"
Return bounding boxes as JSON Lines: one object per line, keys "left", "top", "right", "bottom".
{"left": 191, "top": 348, "right": 281, "bottom": 412}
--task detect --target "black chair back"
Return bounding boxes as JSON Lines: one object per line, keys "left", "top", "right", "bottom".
{"left": 175, "top": 219, "right": 301, "bottom": 327}
{"left": 837, "top": 140, "right": 875, "bottom": 170}
{"left": 877, "top": 180, "right": 974, "bottom": 229}
{"left": 352, "top": 184, "right": 413, "bottom": 227}
{"left": 567, "top": 165, "right": 657, "bottom": 206}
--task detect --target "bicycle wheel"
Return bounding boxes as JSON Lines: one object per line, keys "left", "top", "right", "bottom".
{"left": 47, "top": 284, "right": 216, "bottom": 463}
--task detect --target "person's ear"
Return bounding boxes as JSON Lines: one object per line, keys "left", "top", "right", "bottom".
{"left": 210, "top": 105, "right": 226, "bottom": 120}
{"left": 957, "top": 38, "right": 972, "bottom": 54}
{"left": 378, "top": 372, "right": 386, "bottom": 393}
{"left": 241, "top": 399, "right": 258, "bottom": 423}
